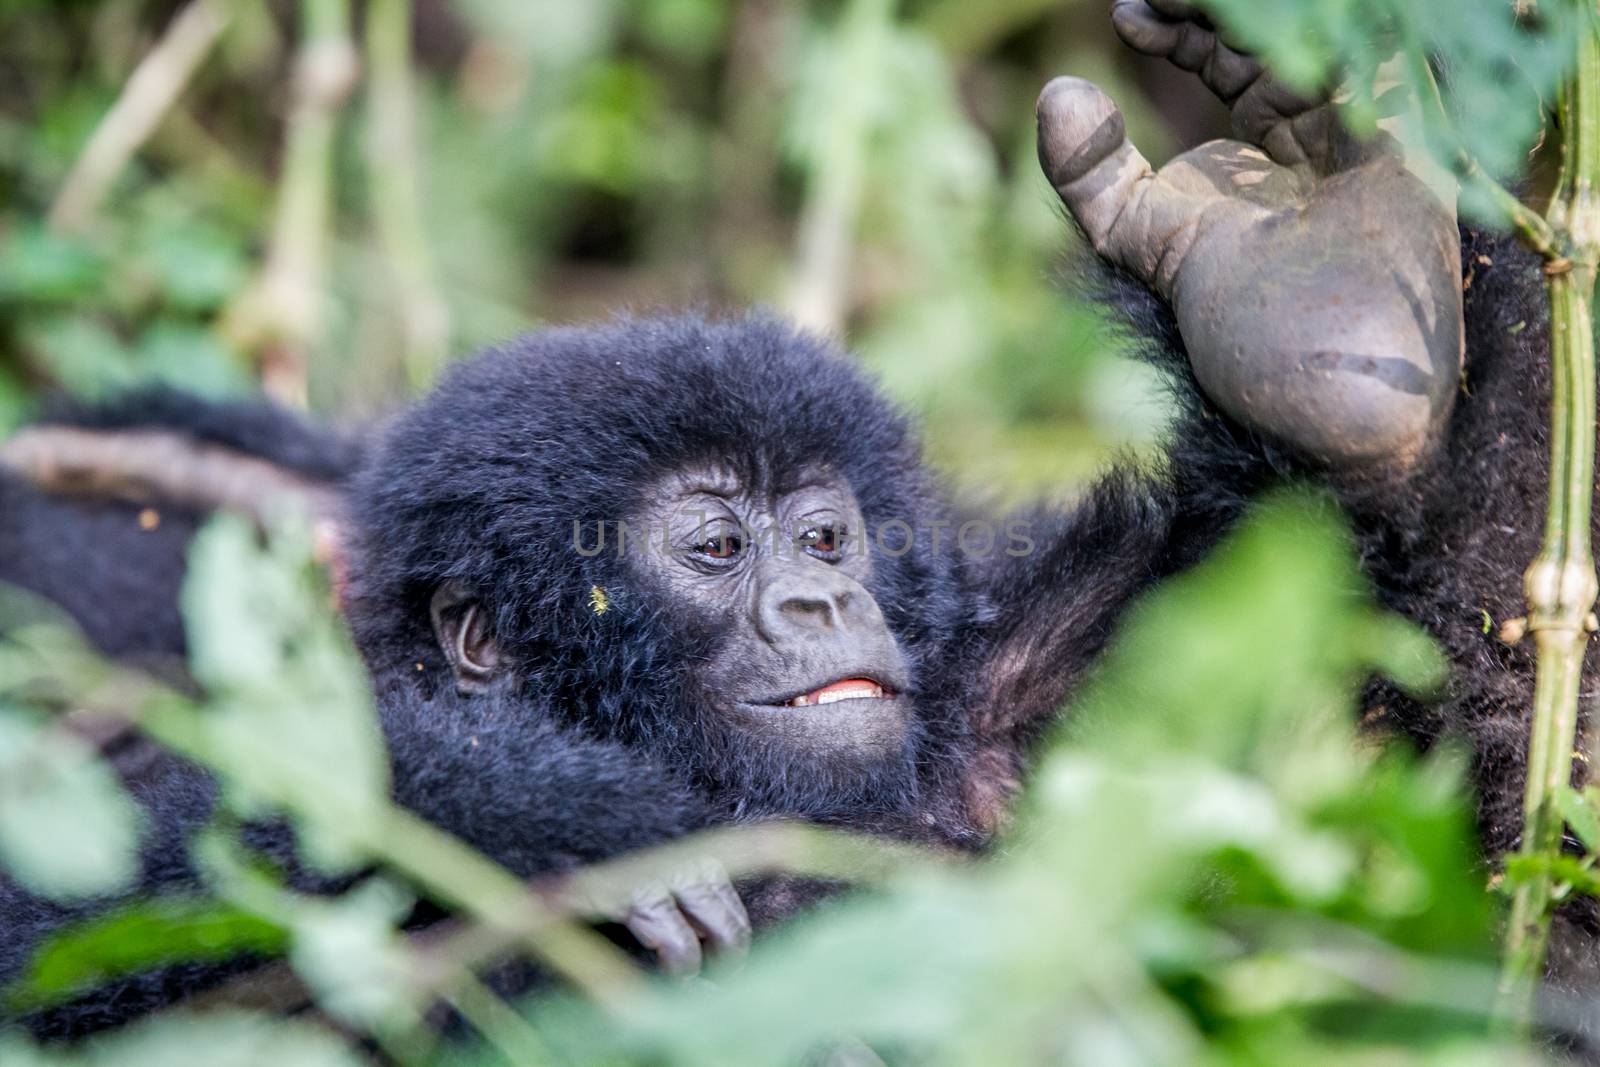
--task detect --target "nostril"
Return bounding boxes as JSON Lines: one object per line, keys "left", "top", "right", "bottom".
{"left": 779, "top": 596, "right": 836, "bottom": 629}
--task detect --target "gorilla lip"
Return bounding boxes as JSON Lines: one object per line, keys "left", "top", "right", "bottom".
{"left": 784, "top": 678, "right": 889, "bottom": 708}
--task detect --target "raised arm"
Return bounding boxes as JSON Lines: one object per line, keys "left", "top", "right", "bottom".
{"left": 961, "top": 1, "right": 1475, "bottom": 755}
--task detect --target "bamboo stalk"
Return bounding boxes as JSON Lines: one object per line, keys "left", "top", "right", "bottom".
{"left": 1495, "top": 1, "right": 1600, "bottom": 1027}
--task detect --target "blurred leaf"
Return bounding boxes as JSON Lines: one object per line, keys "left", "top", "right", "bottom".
{"left": 455, "top": 0, "right": 621, "bottom": 65}
{"left": 0, "top": 368, "right": 34, "bottom": 437}
{"left": 181, "top": 516, "right": 389, "bottom": 870}
{"left": 134, "top": 322, "right": 251, "bottom": 396}
{"left": 138, "top": 220, "right": 249, "bottom": 313}
{"left": 20, "top": 314, "right": 135, "bottom": 397}
{"left": 0, "top": 224, "right": 105, "bottom": 303}
{"left": 1063, "top": 491, "right": 1446, "bottom": 774}
{"left": 288, "top": 879, "right": 415, "bottom": 1029}
{"left": 5, "top": 899, "right": 287, "bottom": 1013}
{"left": 0, "top": 706, "right": 140, "bottom": 900}
{"left": 633, "top": 0, "right": 727, "bottom": 62}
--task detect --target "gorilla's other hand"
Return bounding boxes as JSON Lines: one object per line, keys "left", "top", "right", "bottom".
{"left": 550, "top": 856, "right": 751, "bottom": 977}
{"left": 1036, "top": 0, "right": 1464, "bottom": 471}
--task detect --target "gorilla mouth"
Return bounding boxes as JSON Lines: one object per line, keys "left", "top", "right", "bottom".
{"left": 783, "top": 677, "right": 890, "bottom": 708}
{"left": 739, "top": 661, "right": 911, "bottom": 716}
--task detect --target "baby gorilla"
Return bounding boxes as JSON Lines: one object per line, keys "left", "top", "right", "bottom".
{"left": 346, "top": 316, "right": 984, "bottom": 832}
{"left": 0, "top": 0, "right": 1580, "bottom": 1040}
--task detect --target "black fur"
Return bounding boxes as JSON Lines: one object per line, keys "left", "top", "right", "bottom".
{"left": 0, "top": 229, "right": 1578, "bottom": 1038}
{"left": 1, "top": 683, "right": 710, "bottom": 1037}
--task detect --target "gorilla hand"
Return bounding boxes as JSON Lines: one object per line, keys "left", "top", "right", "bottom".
{"left": 569, "top": 857, "right": 751, "bottom": 978}
{"left": 1038, "top": 0, "right": 1464, "bottom": 471}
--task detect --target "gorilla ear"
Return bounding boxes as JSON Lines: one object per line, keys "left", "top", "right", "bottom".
{"left": 429, "top": 581, "right": 502, "bottom": 694}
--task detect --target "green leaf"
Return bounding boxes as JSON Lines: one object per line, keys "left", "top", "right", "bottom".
{"left": 181, "top": 517, "right": 390, "bottom": 871}
{"left": 133, "top": 322, "right": 252, "bottom": 397}
{"left": 20, "top": 315, "right": 136, "bottom": 399}
{"left": 0, "top": 707, "right": 140, "bottom": 900}
{"left": 288, "top": 880, "right": 415, "bottom": 1029}
{"left": 1560, "top": 786, "right": 1600, "bottom": 854}
{"left": 137, "top": 220, "right": 248, "bottom": 313}
{"left": 1504, "top": 852, "right": 1600, "bottom": 900}
{"left": 4, "top": 899, "right": 287, "bottom": 1013}
{"left": 0, "top": 224, "right": 105, "bottom": 304}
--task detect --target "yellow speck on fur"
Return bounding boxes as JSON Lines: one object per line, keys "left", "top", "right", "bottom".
{"left": 589, "top": 585, "right": 609, "bottom": 615}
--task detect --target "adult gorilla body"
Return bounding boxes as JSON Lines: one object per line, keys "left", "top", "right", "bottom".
{"left": 0, "top": 0, "right": 1585, "bottom": 1041}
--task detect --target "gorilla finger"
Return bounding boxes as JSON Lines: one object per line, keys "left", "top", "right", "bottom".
{"left": 1112, "top": 2, "right": 1260, "bottom": 103}
{"left": 1110, "top": 1, "right": 1184, "bottom": 56}
{"left": 674, "top": 880, "right": 752, "bottom": 961}
{"left": 1035, "top": 78, "right": 1160, "bottom": 281}
{"left": 625, "top": 889, "right": 703, "bottom": 978}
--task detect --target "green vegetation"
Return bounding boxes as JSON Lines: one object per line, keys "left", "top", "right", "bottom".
{"left": 0, "top": 0, "right": 1181, "bottom": 500}
{"left": 2, "top": 0, "right": 1600, "bottom": 1063}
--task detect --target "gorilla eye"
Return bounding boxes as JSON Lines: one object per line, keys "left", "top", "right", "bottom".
{"left": 696, "top": 532, "right": 743, "bottom": 560}
{"left": 799, "top": 524, "right": 843, "bottom": 560}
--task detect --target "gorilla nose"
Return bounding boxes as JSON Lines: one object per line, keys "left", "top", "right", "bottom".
{"left": 755, "top": 564, "right": 877, "bottom": 643}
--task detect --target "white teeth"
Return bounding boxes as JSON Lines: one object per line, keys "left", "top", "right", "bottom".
{"left": 817, "top": 684, "right": 881, "bottom": 705}
{"left": 787, "top": 683, "right": 884, "bottom": 708}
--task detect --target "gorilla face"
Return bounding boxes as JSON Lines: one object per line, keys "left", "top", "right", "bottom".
{"left": 629, "top": 462, "right": 914, "bottom": 760}
{"left": 353, "top": 313, "right": 965, "bottom": 818}
{"left": 426, "top": 460, "right": 915, "bottom": 764}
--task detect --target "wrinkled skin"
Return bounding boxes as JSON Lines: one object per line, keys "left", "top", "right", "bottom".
{"left": 1037, "top": 0, "right": 1464, "bottom": 471}
{"left": 630, "top": 462, "right": 914, "bottom": 760}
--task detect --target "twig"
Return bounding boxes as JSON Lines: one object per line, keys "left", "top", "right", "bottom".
{"left": 440, "top": 973, "right": 558, "bottom": 1067}
{"left": 1495, "top": 4, "right": 1600, "bottom": 1030}
{"left": 49, "top": 0, "right": 233, "bottom": 233}
{"left": 1461, "top": 159, "right": 1566, "bottom": 260}
{"left": 365, "top": 0, "right": 450, "bottom": 389}
{"left": 0, "top": 425, "right": 339, "bottom": 525}
{"left": 222, "top": 0, "right": 358, "bottom": 408}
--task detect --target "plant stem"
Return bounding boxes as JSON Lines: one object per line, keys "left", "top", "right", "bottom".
{"left": 49, "top": 0, "right": 232, "bottom": 233}
{"left": 365, "top": 0, "right": 450, "bottom": 389}
{"left": 222, "top": 0, "right": 357, "bottom": 408}
{"left": 784, "top": 0, "right": 894, "bottom": 334}
{"left": 441, "top": 971, "right": 560, "bottom": 1067}
{"left": 1496, "top": 2, "right": 1600, "bottom": 1028}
